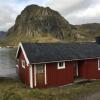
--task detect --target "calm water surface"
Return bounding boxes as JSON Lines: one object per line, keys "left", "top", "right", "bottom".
{"left": 0, "top": 48, "right": 17, "bottom": 78}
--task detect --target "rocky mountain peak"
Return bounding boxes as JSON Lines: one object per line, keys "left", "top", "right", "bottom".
{"left": 2, "top": 4, "right": 100, "bottom": 46}
{"left": 7, "top": 4, "right": 71, "bottom": 41}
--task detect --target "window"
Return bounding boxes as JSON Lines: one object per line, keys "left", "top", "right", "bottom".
{"left": 98, "top": 59, "right": 100, "bottom": 70}
{"left": 57, "top": 62, "right": 65, "bottom": 69}
{"left": 22, "top": 60, "right": 26, "bottom": 68}
{"left": 16, "top": 59, "right": 19, "bottom": 67}
{"left": 36, "top": 64, "right": 44, "bottom": 73}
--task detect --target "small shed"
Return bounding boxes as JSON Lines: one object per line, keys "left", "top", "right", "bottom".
{"left": 16, "top": 42, "right": 100, "bottom": 88}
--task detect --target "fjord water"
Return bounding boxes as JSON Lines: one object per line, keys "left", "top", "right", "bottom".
{"left": 0, "top": 48, "right": 17, "bottom": 78}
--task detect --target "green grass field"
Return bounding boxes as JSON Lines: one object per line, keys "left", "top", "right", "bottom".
{"left": 0, "top": 78, "right": 100, "bottom": 100}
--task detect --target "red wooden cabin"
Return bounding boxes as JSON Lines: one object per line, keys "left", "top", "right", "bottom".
{"left": 16, "top": 41, "right": 100, "bottom": 88}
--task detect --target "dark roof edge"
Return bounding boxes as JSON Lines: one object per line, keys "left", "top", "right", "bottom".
{"left": 30, "top": 57, "right": 100, "bottom": 64}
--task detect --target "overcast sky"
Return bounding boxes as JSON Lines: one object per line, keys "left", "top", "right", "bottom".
{"left": 0, "top": 0, "right": 100, "bottom": 31}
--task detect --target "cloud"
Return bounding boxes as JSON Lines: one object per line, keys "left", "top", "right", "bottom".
{"left": 45, "top": 0, "right": 100, "bottom": 24}
{"left": 0, "top": 3, "right": 18, "bottom": 31}
{"left": 0, "top": 0, "right": 21, "bottom": 31}
{"left": 0, "top": 0, "right": 100, "bottom": 31}
{"left": 66, "top": 1, "right": 100, "bottom": 24}
{"left": 45, "top": 0, "right": 91, "bottom": 15}
{"left": 0, "top": 0, "right": 46, "bottom": 31}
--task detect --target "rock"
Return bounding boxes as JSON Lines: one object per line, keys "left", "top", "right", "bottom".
{"left": 7, "top": 4, "right": 72, "bottom": 42}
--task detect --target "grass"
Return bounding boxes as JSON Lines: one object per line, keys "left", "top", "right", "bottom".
{"left": 3, "top": 30, "right": 98, "bottom": 47}
{"left": 4, "top": 33, "right": 61, "bottom": 47}
{"left": 0, "top": 31, "right": 98, "bottom": 47}
{"left": 0, "top": 78, "right": 100, "bottom": 100}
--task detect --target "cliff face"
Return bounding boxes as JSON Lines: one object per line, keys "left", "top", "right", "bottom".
{"left": 7, "top": 5, "right": 72, "bottom": 43}
{"left": 6, "top": 4, "right": 100, "bottom": 46}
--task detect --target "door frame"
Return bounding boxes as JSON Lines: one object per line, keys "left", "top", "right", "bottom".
{"left": 76, "top": 62, "right": 79, "bottom": 77}
{"left": 34, "top": 64, "right": 47, "bottom": 87}
{"left": 74, "top": 61, "right": 79, "bottom": 78}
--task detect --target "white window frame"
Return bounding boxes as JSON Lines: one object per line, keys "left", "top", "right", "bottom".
{"left": 57, "top": 62, "right": 65, "bottom": 69}
{"left": 16, "top": 59, "right": 19, "bottom": 68}
{"left": 22, "top": 60, "right": 26, "bottom": 69}
{"left": 98, "top": 59, "right": 100, "bottom": 70}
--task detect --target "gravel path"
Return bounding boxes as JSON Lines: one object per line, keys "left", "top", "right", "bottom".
{"left": 86, "top": 92, "right": 100, "bottom": 100}
{"left": 81, "top": 92, "right": 100, "bottom": 100}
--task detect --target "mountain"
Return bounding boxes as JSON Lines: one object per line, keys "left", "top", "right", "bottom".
{"left": 7, "top": 5, "right": 72, "bottom": 46}
{"left": 72, "top": 23, "right": 100, "bottom": 41}
{"left": 6, "top": 4, "right": 100, "bottom": 46}
{"left": 0, "top": 31, "right": 7, "bottom": 39}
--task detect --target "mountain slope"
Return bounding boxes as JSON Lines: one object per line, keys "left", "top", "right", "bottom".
{"left": 0, "top": 31, "right": 7, "bottom": 39}
{"left": 6, "top": 4, "right": 100, "bottom": 46}
{"left": 7, "top": 5, "right": 72, "bottom": 45}
{"left": 71, "top": 23, "right": 100, "bottom": 41}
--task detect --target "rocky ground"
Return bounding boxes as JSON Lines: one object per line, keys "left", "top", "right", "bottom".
{"left": 84, "top": 92, "right": 100, "bottom": 100}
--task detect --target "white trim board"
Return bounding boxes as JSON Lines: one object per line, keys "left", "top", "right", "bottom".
{"left": 44, "top": 64, "right": 47, "bottom": 85}
{"left": 76, "top": 62, "right": 79, "bottom": 76}
{"left": 98, "top": 59, "right": 100, "bottom": 70}
{"left": 16, "top": 42, "right": 30, "bottom": 65}
{"left": 16, "top": 44, "right": 20, "bottom": 58}
{"left": 30, "top": 65, "right": 33, "bottom": 88}
{"left": 34, "top": 65, "right": 36, "bottom": 87}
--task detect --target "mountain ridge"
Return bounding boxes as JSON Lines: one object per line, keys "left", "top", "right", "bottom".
{"left": 0, "top": 31, "right": 7, "bottom": 38}
{"left": 4, "top": 4, "right": 100, "bottom": 46}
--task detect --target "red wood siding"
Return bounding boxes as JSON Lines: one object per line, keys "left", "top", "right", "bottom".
{"left": 32, "top": 65, "right": 34, "bottom": 88}
{"left": 46, "top": 62, "right": 74, "bottom": 87}
{"left": 17, "top": 48, "right": 100, "bottom": 88}
{"left": 78, "top": 59, "right": 100, "bottom": 79}
{"left": 32, "top": 62, "right": 74, "bottom": 88}
{"left": 17, "top": 49, "right": 30, "bottom": 87}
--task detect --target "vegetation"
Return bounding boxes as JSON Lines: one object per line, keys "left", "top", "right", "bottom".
{"left": 7, "top": 4, "right": 71, "bottom": 46}
{"left": 1, "top": 5, "right": 100, "bottom": 46}
{"left": 4, "top": 33, "right": 60, "bottom": 46}
{"left": 0, "top": 78, "right": 100, "bottom": 100}
{"left": 0, "top": 5, "right": 99, "bottom": 47}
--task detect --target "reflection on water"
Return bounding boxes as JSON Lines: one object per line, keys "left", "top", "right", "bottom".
{"left": 0, "top": 48, "right": 17, "bottom": 78}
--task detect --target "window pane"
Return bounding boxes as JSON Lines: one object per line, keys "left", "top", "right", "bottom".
{"left": 22, "top": 60, "right": 26, "bottom": 68}
{"left": 36, "top": 64, "right": 44, "bottom": 73}
{"left": 59, "top": 62, "right": 63, "bottom": 67}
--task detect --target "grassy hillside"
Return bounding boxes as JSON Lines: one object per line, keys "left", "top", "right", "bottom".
{"left": 71, "top": 23, "right": 100, "bottom": 42}
{"left": 0, "top": 78, "right": 100, "bottom": 100}
{"left": 4, "top": 33, "right": 60, "bottom": 46}
{"left": 4, "top": 5, "right": 100, "bottom": 46}
{"left": 7, "top": 5, "right": 71, "bottom": 44}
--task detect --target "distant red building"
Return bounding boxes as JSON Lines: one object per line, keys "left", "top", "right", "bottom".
{"left": 16, "top": 41, "right": 100, "bottom": 88}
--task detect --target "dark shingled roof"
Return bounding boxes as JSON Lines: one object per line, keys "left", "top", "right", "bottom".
{"left": 22, "top": 42, "right": 100, "bottom": 64}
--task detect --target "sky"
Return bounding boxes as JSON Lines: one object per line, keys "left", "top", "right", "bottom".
{"left": 0, "top": 0, "right": 100, "bottom": 31}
